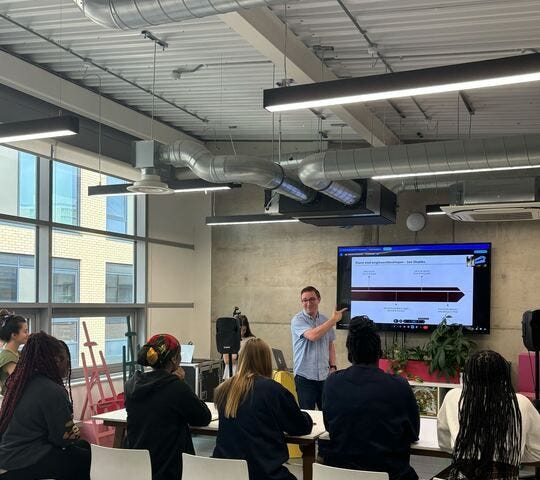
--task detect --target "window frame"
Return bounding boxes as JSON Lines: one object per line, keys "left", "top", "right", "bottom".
{"left": 0, "top": 145, "right": 148, "bottom": 379}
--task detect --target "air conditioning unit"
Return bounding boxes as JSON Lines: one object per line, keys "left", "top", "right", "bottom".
{"left": 441, "top": 177, "right": 540, "bottom": 222}
{"left": 442, "top": 202, "right": 540, "bottom": 222}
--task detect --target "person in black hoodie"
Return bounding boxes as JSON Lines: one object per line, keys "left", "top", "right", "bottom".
{"left": 125, "top": 333, "right": 211, "bottom": 480}
{"left": 213, "top": 337, "right": 313, "bottom": 480}
{"left": 321, "top": 316, "right": 420, "bottom": 480}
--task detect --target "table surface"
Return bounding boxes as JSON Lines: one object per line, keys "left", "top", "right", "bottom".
{"left": 93, "top": 403, "right": 326, "bottom": 441}
{"left": 94, "top": 406, "right": 435, "bottom": 447}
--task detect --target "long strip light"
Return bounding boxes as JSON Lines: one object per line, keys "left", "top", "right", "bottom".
{"left": 264, "top": 54, "right": 540, "bottom": 112}
{"left": 89, "top": 181, "right": 239, "bottom": 197}
{"left": 371, "top": 164, "right": 540, "bottom": 181}
{"left": 206, "top": 214, "right": 300, "bottom": 226}
{"left": 425, "top": 205, "right": 448, "bottom": 216}
{"left": 0, "top": 116, "right": 79, "bottom": 143}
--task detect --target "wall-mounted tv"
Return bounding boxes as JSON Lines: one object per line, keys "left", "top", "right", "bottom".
{"left": 336, "top": 243, "right": 491, "bottom": 333}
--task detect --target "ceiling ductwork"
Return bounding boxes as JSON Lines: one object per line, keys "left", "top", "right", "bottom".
{"left": 158, "top": 139, "right": 315, "bottom": 203}
{"left": 73, "top": 0, "right": 286, "bottom": 30}
{"left": 297, "top": 134, "right": 540, "bottom": 186}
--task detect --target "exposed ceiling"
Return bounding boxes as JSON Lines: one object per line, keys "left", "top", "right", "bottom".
{"left": 0, "top": 0, "right": 539, "bottom": 144}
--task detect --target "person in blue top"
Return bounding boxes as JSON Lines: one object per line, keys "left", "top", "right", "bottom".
{"left": 290, "top": 286, "right": 346, "bottom": 409}
{"left": 321, "top": 316, "right": 420, "bottom": 480}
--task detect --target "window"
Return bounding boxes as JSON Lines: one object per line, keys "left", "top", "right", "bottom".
{"left": 105, "top": 317, "right": 128, "bottom": 364}
{"left": 18, "top": 152, "right": 37, "bottom": 218}
{"left": 53, "top": 161, "right": 80, "bottom": 226}
{"left": 0, "top": 253, "right": 35, "bottom": 303}
{"left": 0, "top": 146, "right": 37, "bottom": 219}
{"left": 52, "top": 315, "right": 130, "bottom": 368}
{"left": 106, "top": 263, "right": 134, "bottom": 303}
{"left": 106, "top": 176, "right": 128, "bottom": 234}
{"left": 52, "top": 258, "right": 80, "bottom": 303}
{"left": 51, "top": 318, "right": 80, "bottom": 368}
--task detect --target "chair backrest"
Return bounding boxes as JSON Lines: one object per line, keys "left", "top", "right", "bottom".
{"left": 182, "top": 453, "right": 249, "bottom": 480}
{"left": 90, "top": 444, "right": 152, "bottom": 480}
{"left": 313, "top": 463, "right": 389, "bottom": 480}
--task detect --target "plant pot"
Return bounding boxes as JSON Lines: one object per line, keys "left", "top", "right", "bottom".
{"left": 378, "top": 358, "right": 460, "bottom": 384}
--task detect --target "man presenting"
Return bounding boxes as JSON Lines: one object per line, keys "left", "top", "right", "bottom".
{"left": 291, "top": 286, "right": 346, "bottom": 409}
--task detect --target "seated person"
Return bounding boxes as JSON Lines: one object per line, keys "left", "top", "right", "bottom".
{"left": 0, "top": 310, "right": 29, "bottom": 395}
{"left": 223, "top": 314, "right": 255, "bottom": 380}
{"left": 213, "top": 337, "right": 313, "bottom": 480}
{"left": 321, "top": 316, "right": 420, "bottom": 480}
{"left": 0, "top": 332, "right": 90, "bottom": 480}
{"left": 437, "top": 350, "right": 540, "bottom": 480}
{"left": 125, "top": 334, "right": 211, "bottom": 480}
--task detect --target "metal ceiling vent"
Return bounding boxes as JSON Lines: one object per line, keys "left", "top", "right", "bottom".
{"left": 127, "top": 169, "right": 171, "bottom": 194}
{"left": 74, "top": 0, "right": 287, "bottom": 30}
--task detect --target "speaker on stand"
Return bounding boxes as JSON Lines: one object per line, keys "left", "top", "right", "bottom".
{"left": 216, "top": 316, "right": 241, "bottom": 379}
{"left": 522, "top": 310, "right": 540, "bottom": 411}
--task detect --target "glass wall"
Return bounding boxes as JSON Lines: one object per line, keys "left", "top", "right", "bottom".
{"left": 0, "top": 146, "right": 144, "bottom": 373}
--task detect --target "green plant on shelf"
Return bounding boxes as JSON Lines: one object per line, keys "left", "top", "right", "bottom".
{"left": 426, "top": 317, "right": 475, "bottom": 380}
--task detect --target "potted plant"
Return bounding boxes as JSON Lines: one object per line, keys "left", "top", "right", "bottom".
{"left": 425, "top": 317, "right": 475, "bottom": 381}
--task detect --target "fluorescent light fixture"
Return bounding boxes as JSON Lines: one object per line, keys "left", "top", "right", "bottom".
{"left": 173, "top": 186, "right": 231, "bottom": 193}
{"left": 0, "top": 116, "right": 79, "bottom": 143}
{"left": 264, "top": 54, "right": 540, "bottom": 112}
{"left": 206, "top": 214, "right": 300, "bottom": 226}
{"left": 89, "top": 180, "right": 240, "bottom": 197}
{"left": 372, "top": 164, "right": 540, "bottom": 180}
{"left": 425, "top": 205, "right": 448, "bottom": 216}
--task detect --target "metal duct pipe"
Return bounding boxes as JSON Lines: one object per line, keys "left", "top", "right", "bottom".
{"left": 159, "top": 139, "right": 315, "bottom": 203}
{"left": 74, "top": 0, "right": 285, "bottom": 30}
{"left": 298, "top": 152, "right": 364, "bottom": 205}
{"left": 298, "top": 135, "right": 540, "bottom": 187}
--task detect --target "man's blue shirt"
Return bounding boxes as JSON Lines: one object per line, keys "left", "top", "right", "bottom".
{"left": 291, "top": 310, "right": 335, "bottom": 381}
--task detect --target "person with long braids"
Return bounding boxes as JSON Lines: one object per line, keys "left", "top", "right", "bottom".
{"left": 0, "top": 332, "right": 90, "bottom": 480}
{"left": 437, "top": 350, "right": 540, "bottom": 480}
{"left": 125, "top": 333, "right": 211, "bottom": 480}
{"left": 321, "top": 316, "right": 419, "bottom": 480}
{"left": 0, "top": 309, "right": 28, "bottom": 395}
{"left": 213, "top": 337, "right": 313, "bottom": 480}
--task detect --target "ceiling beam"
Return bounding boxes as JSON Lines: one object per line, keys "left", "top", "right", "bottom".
{"left": 0, "top": 50, "right": 199, "bottom": 145}
{"left": 220, "top": 7, "right": 399, "bottom": 146}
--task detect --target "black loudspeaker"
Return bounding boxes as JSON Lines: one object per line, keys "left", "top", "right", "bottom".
{"left": 216, "top": 317, "right": 241, "bottom": 355}
{"left": 522, "top": 310, "right": 540, "bottom": 351}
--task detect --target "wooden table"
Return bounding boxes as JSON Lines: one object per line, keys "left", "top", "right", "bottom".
{"left": 93, "top": 404, "right": 325, "bottom": 480}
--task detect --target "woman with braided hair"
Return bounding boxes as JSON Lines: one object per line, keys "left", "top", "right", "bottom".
{"left": 437, "top": 350, "right": 540, "bottom": 480}
{"left": 125, "top": 333, "right": 211, "bottom": 480}
{"left": 0, "top": 331, "right": 90, "bottom": 480}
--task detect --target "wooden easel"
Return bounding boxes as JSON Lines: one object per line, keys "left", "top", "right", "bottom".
{"left": 80, "top": 320, "right": 124, "bottom": 445}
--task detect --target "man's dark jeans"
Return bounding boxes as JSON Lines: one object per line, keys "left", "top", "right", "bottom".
{"left": 294, "top": 374, "right": 325, "bottom": 410}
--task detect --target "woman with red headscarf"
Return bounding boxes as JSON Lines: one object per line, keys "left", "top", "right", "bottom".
{"left": 125, "top": 334, "right": 211, "bottom": 480}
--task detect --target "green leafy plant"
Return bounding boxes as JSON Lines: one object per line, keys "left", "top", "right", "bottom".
{"left": 426, "top": 318, "right": 475, "bottom": 379}
{"left": 407, "top": 345, "right": 429, "bottom": 361}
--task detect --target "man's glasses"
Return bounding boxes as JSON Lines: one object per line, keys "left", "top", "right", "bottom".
{"left": 301, "top": 297, "right": 318, "bottom": 303}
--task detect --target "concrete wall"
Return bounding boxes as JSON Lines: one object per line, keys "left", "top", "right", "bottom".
{"left": 147, "top": 193, "right": 213, "bottom": 358}
{"left": 210, "top": 182, "right": 540, "bottom": 379}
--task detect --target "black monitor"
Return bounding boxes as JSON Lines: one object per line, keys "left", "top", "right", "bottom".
{"left": 336, "top": 242, "right": 491, "bottom": 333}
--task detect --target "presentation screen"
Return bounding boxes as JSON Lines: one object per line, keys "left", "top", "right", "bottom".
{"left": 336, "top": 243, "right": 491, "bottom": 333}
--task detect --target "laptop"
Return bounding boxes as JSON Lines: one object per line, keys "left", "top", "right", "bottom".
{"left": 181, "top": 344, "right": 195, "bottom": 364}
{"left": 272, "top": 348, "right": 288, "bottom": 371}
